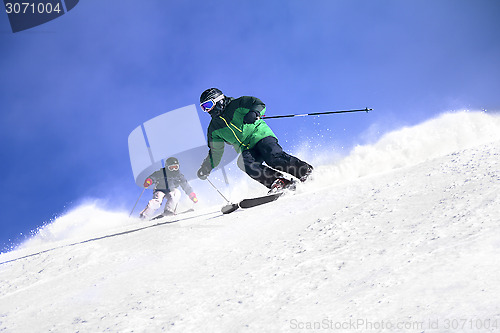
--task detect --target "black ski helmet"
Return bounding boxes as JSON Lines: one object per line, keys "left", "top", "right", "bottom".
{"left": 200, "top": 88, "right": 223, "bottom": 103}
{"left": 166, "top": 157, "right": 179, "bottom": 166}
{"left": 200, "top": 88, "right": 225, "bottom": 116}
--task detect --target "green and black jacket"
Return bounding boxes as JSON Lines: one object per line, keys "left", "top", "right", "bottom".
{"left": 202, "top": 96, "right": 277, "bottom": 169}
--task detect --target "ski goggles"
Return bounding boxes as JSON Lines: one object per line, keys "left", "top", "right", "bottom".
{"left": 200, "top": 94, "right": 225, "bottom": 112}
{"left": 168, "top": 164, "right": 179, "bottom": 171}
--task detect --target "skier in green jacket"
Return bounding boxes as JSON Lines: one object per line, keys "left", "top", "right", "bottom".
{"left": 197, "top": 88, "right": 313, "bottom": 192}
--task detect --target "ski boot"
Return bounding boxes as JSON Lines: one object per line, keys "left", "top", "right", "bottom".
{"left": 162, "top": 209, "right": 175, "bottom": 216}
{"left": 268, "top": 177, "right": 296, "bottom": 194}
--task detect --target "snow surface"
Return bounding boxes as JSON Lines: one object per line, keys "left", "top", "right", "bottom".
{"left": 1, "top": 111, "right": 500, "bottom": 332}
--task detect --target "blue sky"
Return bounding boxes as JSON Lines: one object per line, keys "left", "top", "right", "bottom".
{"left": 1, "top": 0, "right": 499, "bottom": 250}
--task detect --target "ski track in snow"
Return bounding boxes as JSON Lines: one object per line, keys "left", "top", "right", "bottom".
{"left": 1, "top": 111, "right": 500, "bottom": 332}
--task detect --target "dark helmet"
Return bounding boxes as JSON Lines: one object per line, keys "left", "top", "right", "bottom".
{"left": 165, "top": 157, "right": 180, "bottom": 172}
{"left": 200, "top": 88, "right": 223, "bottom": 103}
{"left": 200, "top": 88, "right": 225, "bottom": 116}
{"left": 166, "top": 157, "right": 179, "bottom": 166}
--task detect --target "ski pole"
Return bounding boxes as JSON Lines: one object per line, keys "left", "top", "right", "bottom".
{"left": 261, "top": 107, "right": 372, "bottom": 120}
{"left": 206, "top": 177, "right": 240, "bottom": 214}
{"left": 206, "top": 177, "right": 230, "bottom": 203}
{"left": 129, "top": 187, "right": 146, "bottom": 217}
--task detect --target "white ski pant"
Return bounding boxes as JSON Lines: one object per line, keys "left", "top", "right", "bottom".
{"left": 140, "top": 189, "right": 181, "bottom": 218}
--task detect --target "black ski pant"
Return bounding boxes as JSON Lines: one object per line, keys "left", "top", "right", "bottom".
{"left": 237, "top": 136, "right": 312, "bottom": 188}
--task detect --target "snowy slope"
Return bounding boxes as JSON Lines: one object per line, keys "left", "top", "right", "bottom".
{"left": 1, "top": 111, "right": 500, "bottom": 332}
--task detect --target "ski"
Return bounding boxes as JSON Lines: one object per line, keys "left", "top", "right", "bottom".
{"left": 150, "top": 208, "right": 195, "bottom": 220}
{"left": 239, "top": 192, "right": 283, "bottom": 208}
{"left": 221, "top": 192, "right": 283, "bottom": 214}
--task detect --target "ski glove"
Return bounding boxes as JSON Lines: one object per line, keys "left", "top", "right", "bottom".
{"left": 243, "top": 110, "right": 260, "bottom": 124}
{"left": 189, "top": 192, "right": 198, "bottom": 203}
{"left": 197, "top": 165, "right": 211, "bottom": 180}
{"left": 143, "top": 178, "right": 153, "bottom": 188}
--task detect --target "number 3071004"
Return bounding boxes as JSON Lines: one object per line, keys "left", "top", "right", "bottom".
{"left": 5, "top": 2, "right": 62, "bottom": 14}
